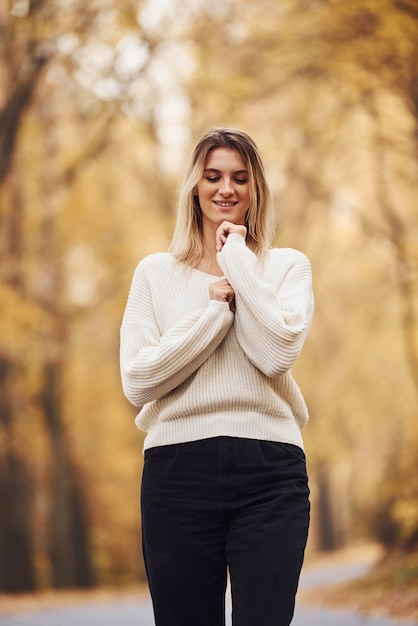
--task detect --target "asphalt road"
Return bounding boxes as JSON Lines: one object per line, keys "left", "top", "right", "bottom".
{"left": 0, "top": 562, "right": 416, "bottom": 626}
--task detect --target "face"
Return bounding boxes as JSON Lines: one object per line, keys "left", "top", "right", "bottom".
{"left": 196, "top": 148, "right": 251, "bottom": 233}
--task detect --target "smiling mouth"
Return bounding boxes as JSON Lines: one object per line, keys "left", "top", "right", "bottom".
{"left": 214, "top": 201, "right": 237, "bottom": 207}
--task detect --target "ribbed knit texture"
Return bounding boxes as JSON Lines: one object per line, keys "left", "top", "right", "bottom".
{"left": 120, "top": 234, "right": 314, "bottom": 451}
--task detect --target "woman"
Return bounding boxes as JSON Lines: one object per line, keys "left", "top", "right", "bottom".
{"left": 120, "top": 127, "right": 314, "bottom": 626}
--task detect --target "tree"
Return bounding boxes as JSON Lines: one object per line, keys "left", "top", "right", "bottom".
{"left": 177, "top": 0, "right": 418, "bottom": 552}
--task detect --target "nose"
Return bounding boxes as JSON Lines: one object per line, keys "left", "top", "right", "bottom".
{"left": 219, "top": 178, "right": 233, "bottom": 195}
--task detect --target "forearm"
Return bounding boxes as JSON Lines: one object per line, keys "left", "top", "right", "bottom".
{"left": 120, "top": 300, "right": 233, "bottom": 406}
{"left": 218, "top": 235, "right": 314, "bottom": 376}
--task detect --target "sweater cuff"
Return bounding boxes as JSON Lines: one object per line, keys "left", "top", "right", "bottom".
{"left": 224, "top": 233, "right": 246, "bottom": 248}
{"left": 208, "top": 299, "right": 234, "bottom": 315}
{"left": 217, "top": 232, "right": 252, "bottom": 276}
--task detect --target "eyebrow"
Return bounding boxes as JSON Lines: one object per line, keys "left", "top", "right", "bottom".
{"left": 203, "top": 168, "right": 248, "bottom": 175}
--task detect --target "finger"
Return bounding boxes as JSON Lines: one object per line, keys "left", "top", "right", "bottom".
{"left": 216, "top": 234, "right": 226, "bottom": 252}
{"left": 216, "top": 222, "right": 229, "bottom": 250}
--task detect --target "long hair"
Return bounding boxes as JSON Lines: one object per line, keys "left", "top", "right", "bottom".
{"left": 169, "top": 127, "right": 275, "bottom": 265}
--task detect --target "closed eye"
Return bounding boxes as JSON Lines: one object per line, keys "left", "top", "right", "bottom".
{"left": 205, "top": 176, "right": 248, "bottom": 184}
{"left": 203, "top": 168, "right": 248, "bottom": 185}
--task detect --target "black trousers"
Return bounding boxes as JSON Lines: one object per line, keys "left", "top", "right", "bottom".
{"left": 141, "top": 436, "right": 310, "bottom": 626}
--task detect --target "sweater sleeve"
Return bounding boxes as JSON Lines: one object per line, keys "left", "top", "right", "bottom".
{"left": 120, "top": 261, "right": 234, "bottom": 407}
{"left": 217, "top": 234, "right": 314, "bottom": 378}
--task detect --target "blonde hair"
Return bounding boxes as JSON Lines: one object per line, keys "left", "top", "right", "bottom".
{"left": 169, "top": 127, "right": 275, "bottom": 265}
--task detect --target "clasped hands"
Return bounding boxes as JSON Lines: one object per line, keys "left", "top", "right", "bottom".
{"left": 210, "top": 221, "right": 247, "bottom": 313}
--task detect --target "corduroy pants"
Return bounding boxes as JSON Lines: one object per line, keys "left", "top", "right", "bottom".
{"left": 141, "top": 436, "right": 310, "bottom": 626}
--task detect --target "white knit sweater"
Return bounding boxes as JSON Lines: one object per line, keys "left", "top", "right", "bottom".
{"left": 120, "top": 234, "right": 314, "bottom": 451}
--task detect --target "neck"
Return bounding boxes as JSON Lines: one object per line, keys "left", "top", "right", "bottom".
{"left": 201, "top": 222, "right": 217, "bottom": 255}
{"left": 195, "top": 226, "right": 223, "bottom": 276}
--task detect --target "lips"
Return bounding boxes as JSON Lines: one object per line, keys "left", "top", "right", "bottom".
{"left": 214, "top": 201, "right": 237, "bottom": 207}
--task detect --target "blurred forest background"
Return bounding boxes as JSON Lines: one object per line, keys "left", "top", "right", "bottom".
{"left": 0, "top": 0, "right": 417, "bottom": 594}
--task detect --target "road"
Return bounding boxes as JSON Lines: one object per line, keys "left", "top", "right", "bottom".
{"left": 0, "top": 561, "right": 416, "bottom": 626}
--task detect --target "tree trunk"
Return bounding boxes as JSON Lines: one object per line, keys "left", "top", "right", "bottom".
{"left": 0, "top": 358, "right": 36, "bottom": 592}
{"left": 315, "top": 463, "right": 339, "bottom": 551}
{"left": 365, "top": 91, "right": 418, "bottom": 395}
{"left": 41, "top": 360, "right": 95, "bottom": 588}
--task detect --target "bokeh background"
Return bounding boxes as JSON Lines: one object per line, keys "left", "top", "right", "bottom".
{"left": 0, "top": 0, "right": 417, "bottom": 596}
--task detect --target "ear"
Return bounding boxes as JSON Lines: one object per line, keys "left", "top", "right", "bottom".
{"left": 193, "top": 186, "right": 198, "bottom": 196}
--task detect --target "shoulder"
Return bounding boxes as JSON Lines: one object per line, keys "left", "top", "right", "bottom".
{"left": 129, "top": 253, "right": 179, "bottom": 291}
{"left": 261, "top": 248, "right": 312, "bottom": 287}
{"left": 268, "top": 247, "right": 311, "bottom": 268}
{"left": 134, "top": 252, "right": 176, "bottom": 277}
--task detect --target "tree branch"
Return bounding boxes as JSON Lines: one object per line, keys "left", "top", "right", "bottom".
{"left": 0, "top": 43, "right": 53, "bottom": 185}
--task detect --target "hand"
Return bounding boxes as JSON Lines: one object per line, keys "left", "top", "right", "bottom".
{"left": 216, "top": 221, "right": 247, "bottom": 252}
{"left": 209, "top": 277, "right": 236, "bottom": 312}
